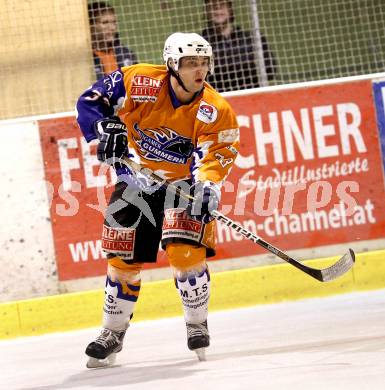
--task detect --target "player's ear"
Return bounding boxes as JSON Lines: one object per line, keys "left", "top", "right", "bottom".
{"left": 167, "top": 58, "right": 176, "bottom": 70}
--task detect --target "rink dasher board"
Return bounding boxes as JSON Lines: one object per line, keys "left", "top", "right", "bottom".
{"left": 1, "top": 72, "right": 385, "bottom": 294}
{"left": 1, "top": 248, "right": 385, "bottom": 340}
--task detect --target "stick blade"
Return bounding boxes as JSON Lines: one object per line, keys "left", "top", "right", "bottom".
{"left": 320, "top": 248, "right": 355, "bottom": 282}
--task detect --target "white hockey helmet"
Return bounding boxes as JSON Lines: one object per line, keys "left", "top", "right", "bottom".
{"left": 163, "top": 32, "right": 214, "bottom": 73}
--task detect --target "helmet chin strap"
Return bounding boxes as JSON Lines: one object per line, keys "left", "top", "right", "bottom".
{"left": 168, "top": 65, "right": 190, "bottom": 93}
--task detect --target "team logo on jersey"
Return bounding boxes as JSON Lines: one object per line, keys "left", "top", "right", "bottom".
{"left": 131, "top": 75, "right": 164, "bottom": 102}
{"left": 133, "top": 123, "right": 194, "bottom": 164}
{"left": 197, "top": 101, "right": 218, "bottom": 124}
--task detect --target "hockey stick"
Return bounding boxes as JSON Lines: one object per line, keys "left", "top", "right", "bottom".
{"left": 122, "top": 157, "right": 355, "bottom": 282}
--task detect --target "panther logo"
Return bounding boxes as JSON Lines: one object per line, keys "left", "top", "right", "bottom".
{"left": 132, "top": 123, "right": 194, "bottom": 164}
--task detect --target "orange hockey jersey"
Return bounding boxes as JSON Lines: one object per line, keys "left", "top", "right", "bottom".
{"left": 77, "top": 64, "right": 240, "bottom": 185}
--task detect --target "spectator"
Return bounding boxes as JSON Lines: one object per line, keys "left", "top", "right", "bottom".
{"left": 202, "top": 0, "right": 277, "bottom": 92}
{"left": 88, "top": 1, "right": 138, "bottom": 80}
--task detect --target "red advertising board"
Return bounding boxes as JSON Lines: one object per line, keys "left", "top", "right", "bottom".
{"left": 39, "top": 79, "right": 385, "bottom": 281}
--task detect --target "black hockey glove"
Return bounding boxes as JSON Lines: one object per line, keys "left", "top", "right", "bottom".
{"left": 94, "top": 116, "right": 128, "bottom": 167}
{"left": 187, "top": 181, "right": 221, "bottom": 224}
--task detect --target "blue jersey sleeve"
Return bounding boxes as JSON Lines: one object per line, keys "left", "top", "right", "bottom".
{"left": 76, "top": 70, "right": 127, "bottom": 142}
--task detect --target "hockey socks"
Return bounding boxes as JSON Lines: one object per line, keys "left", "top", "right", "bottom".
{"left": 174, "top": 266, "right": 211, "bottom": 324}
{"left": 102, "top": 262, "right": 141, "bottom": 331}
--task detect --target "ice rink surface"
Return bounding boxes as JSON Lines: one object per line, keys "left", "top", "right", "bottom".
{"left": 1, "top": 289, "right": 385, "bottom": 390}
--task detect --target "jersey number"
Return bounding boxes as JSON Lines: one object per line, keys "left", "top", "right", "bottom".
{"left": 215, "top": 153, "right": 233, "bottom": 168}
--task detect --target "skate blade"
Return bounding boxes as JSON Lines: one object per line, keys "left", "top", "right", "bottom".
{"left": 194, "top": 348, "right": 206, "bottom": 361}
{"left": 86, "top": 353, "right": 117, "bottom": 369}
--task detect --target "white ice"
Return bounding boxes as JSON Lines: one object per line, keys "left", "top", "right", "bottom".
{"left": 1, "top": 289, "right": 385, "bottom": 390}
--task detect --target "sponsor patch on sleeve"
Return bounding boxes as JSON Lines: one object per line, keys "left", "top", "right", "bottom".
{"left": 218, "top": 128, "right": 240, "bottom": 143}
{"left": 197, "top": 101, "right": 218, "bottom": 124}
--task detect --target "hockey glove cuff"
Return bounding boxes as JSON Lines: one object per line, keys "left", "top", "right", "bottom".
{"left": 187, "top": 181, "right": 221, "bottom": 224}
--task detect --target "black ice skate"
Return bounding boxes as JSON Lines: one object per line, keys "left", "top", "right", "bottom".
{"left": 85, "top": 328, "right": 126, "bottom": 368}
{"left": 186, "top": 320, "right": 210, "bottom": 361}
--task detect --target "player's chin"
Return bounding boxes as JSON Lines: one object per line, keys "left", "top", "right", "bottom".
{"left": 192, "top": 80, "right": 204, "bottom": 91}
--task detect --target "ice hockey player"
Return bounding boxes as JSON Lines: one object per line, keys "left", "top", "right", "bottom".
{"left": 76, "top": 32, "right": 240, "bottom": 368}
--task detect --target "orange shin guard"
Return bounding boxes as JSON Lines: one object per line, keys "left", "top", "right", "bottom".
{"left": 166, "top": 243, "right": 206, "bottom": 271}
{"left": 107, "top": 257, "right": 143, "bottom": 273}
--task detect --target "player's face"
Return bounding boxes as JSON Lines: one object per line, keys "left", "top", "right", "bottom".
{"left": 94, "top": 12, "right": 117, "bottom": 45}
{"left": 178, "top": 57, "right": 210, "bottom": 93}
{"left": 206, "top": 0, "right": 231, "bottom": 25}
